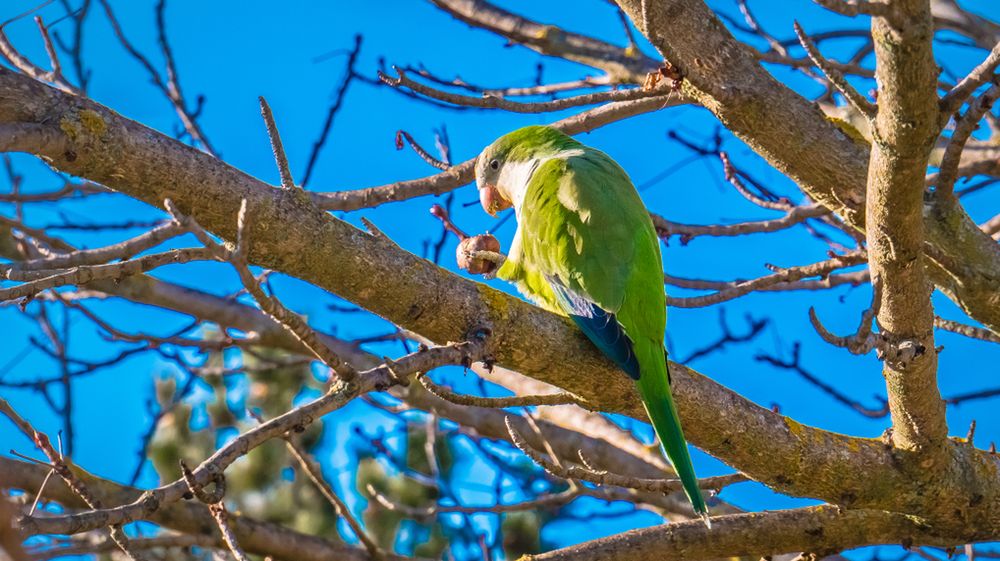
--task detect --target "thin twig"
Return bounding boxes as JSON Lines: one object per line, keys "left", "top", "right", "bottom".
{"left": 941, "top": 40, "right": 1000, "bottom": 115}
{"left": 259, "top": 96, "right": 296, "bottom": 189}
{"left": 755, "top": 343, "right": 890, "bottom": 418}
{"left": 380, "top": 66, "right": 674, "bottom": 113}
{"left": 809, "top": 275, "right": 884, "bottom": 355}
{"left": 366, "top": 482, "right": 579, "bottom": 517}
{"left": 97, "top": 0, "right": 214, "bottom": 153}
{"left": 0, "top": 248, "right": 214, "bottom": 303}
{"left": 8, "top": 221, "right": 182, "bottom": 272}
{"left": 504, "top": 416, "right": 746, "bottom": 495}
{"left": 164, "top": 199, "right": 355, "bottom": 380}
{"left": 654, "top": 203, "right": 829, "bottom": 243}
{"left": 33, "top": 16, "right": 75, "bottom": 93}
{"left": 794, "top": 21, "right": 876, "bottom": 119}
{"left": 301, "top": 34, "right": 361, "bottom": 187}
{"left": 934, "top": 317, "right": 1000, "bottom": 344}
{"left": 812, "top": 0, "right": 893, "bottom": 18}
{"left": 0, "top": 397, "right": 147, "bottom": 560}
{"left": 396, "top": 130, "right": 450, "bottom": 170}
{"left": 936, "top": 83, "right": 1000, "bottom": 196}
{"left": 310, "top": 94, "right": 677, "bottom": 211}
{"left": 208, "top": 503, "right": 250, "bottom": 561}
{"left": 719, "top": 152, "right": 792, "bottom": 211}
{"left": 284, "top": 437, "right": 381, "bottom": 557}
{"left": 418, "top": 373, "right": 590, "bottom": 409}
{"left": 20, "top": 340, "right": 484, "bottom": 535}
{"left": 667, "top": 252, "right": 866, "bottom": 308}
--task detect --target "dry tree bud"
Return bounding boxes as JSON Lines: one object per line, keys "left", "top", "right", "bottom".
{"left": 457, "top": 234, "right": 501, "bottom": 275}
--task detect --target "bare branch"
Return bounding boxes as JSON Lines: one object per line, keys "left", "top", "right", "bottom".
{"left": 667, "top": 269, "right": 870, "bottom": 293}
{"left": 718, "top": 151, "right": 792, "bottom": 211}
{"left": 934, "top": 317, "right": 1000, "bottom": 344}
{"left": 301, "top": 34, "right": 361, "bottom": 187}
{"left": 935, "top": 83, "right": 1000, "bottom": 196}
{"left": 794, "top": 21, "right": 876, "bottom": 119}
{"left": 813, "top": 0, "right": 894, "bottom": 18}
{"left": 0, "top": 247, "right": 214, "bottom": 303}
{"left": 417, "top": 373, "right": 590, "bottom": 409}
{"left": 528, "top": 506, "right": 950, "bottom": 561}
{"left": 26, "top": 534, "right": 218, "bottom": 560}
{"left": 208, "top": 502, "right": 250, "bottom": 561}
{"left": 366, "top": 481, "right": 580, "bottom": 517}
{"left": 0, "top": 398, "right": 147, "bottom": 561}
{"left": 428, "top": 0, "right": 657, "bottom": 82}
{"left": 8, "top": 221, "right": 180, "bottom": 272}
{"left": 165, "top": 199, "right": 355, "bottom": 380}
{"left": 2, "top": 456, "right": 410, "bottom": 561}
{"left": 284, "top": 437, "right": 380, "bottom": 557}
{"left": 396, "top": 130, "right": 450, "bottom": 171}
{"left": 33, "top": 16, "right": 76, "bottom": 93}
{"left": 756, "top": 342, "right": 890, "bottom": 418}
{"left": 379, "top": 66, "right": 680, "bottom": 112}
{"left": 652, "top": 204, "right": 828, "bottom": 242}
{"left": 97, "top": 0, "right": 214, "bottom": 154}
{"left": 667, "top": 252, "right": 866, "bottom": 308}
{"left": 258, "top": 96, "right": 296, "bottom": 190}
{"left": 940, "top": 40, "right": 1000, "bottom": 115}
{"left": 505, "top": 416, "right": 745, "bottom": 496}
{"left": 18, "top": 340, "right": 485, "bottom": 536}
{"left": 864, "top": 0, "right": 948, "bottom": 453}
{"left": 809, "top": 275, "right": 883, "bottom": 355}
{"left": 0, "top": 14, "right": 78, "bottom": 94}
{"left": 311, "top": 94, "right": 680, "bottom": 211}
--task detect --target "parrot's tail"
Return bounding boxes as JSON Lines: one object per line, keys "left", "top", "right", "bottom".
{"left": 635, "top": 344, "right": 709, "bottom": 523}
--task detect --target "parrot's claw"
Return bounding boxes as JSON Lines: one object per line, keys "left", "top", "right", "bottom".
{"left": 467, "top": 250, "right": 506, "bottom": 279}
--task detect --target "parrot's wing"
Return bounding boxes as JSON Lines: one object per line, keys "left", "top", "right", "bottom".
{"left": 518, "top": 153, "right": 663, "bottom": 380}
{"left": 547, "top": 276, "right": 641, "bottom": 379}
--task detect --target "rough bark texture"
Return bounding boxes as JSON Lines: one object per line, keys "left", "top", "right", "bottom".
{"left": 5, "top": 0, "right": 1000, "bottom": 552}
{"left": 0, "top": 68, "right": 898, "bottom": 506}
{"left": 2, "top": 67, "right": 999, "bottom": 538}
{"left": 865, "top": 0, "right": 947, "bottom": 453}
{"left": 0, "top": 457, "right": 411, "bottom": 561}
{"left": 527, "top": 506, "right": 951, "bottom": 561}
{"left": 612, "top": 0, "right": 1000, "bottom": 334}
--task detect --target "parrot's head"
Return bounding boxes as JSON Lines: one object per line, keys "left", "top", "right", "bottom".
{"left": 474, "top": 143, "right": 515, "bottom": 217}
{"left": 474, "top": 125, "right": 579, "bottom": 216}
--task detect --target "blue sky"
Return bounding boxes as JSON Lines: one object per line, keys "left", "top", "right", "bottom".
{"left": 2, "top": 0, "right": 1000, "bottom": 557}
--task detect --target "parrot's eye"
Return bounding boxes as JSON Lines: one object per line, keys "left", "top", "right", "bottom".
{"left": 489, "top": 159, "right": 500, "bottom": 171}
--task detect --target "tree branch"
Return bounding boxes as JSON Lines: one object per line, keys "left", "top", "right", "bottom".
{"left": 610, "top": 0, "right": 1000, "bottom": 335}
{"left": 309, "top": 94, "right": 679, "bottom": 211}
{"left": 2, "top": 65, "right": 998, "bottom": 533}
{"left": 0, "top": 457, "right": 418, "bottom": 561}
{"left": 526, "top": 506, "right": 954, "bottom": 561}
{"left": 428, "top": 0, "right": 657, "bottom": 82}
{"left": 18, "top": 340, "right": 484, "bottom": 535}
{"left": 865, "top": 0, "right": 947, "bottom": 452}
{"left": 379, "top": 66, "right": 680, "bottom": 112}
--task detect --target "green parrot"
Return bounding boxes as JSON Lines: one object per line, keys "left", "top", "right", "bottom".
{"left": 472, "top": 125, "right": 708, "bottom": 522}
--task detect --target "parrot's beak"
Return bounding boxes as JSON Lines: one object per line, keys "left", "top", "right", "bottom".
{"left": 478, "top": 183, "right": 511, "bottom": 217}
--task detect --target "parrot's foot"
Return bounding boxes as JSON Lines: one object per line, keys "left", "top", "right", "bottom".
{"left": 456, "top": 234, "right": 503, "bottom": 277}
{"left": 467, "top": 250, "right": 506, "bottom": 280}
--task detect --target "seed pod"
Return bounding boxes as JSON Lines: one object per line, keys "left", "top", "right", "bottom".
{"left": 456, "top": 234, "right": 501, "bottom": 275}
